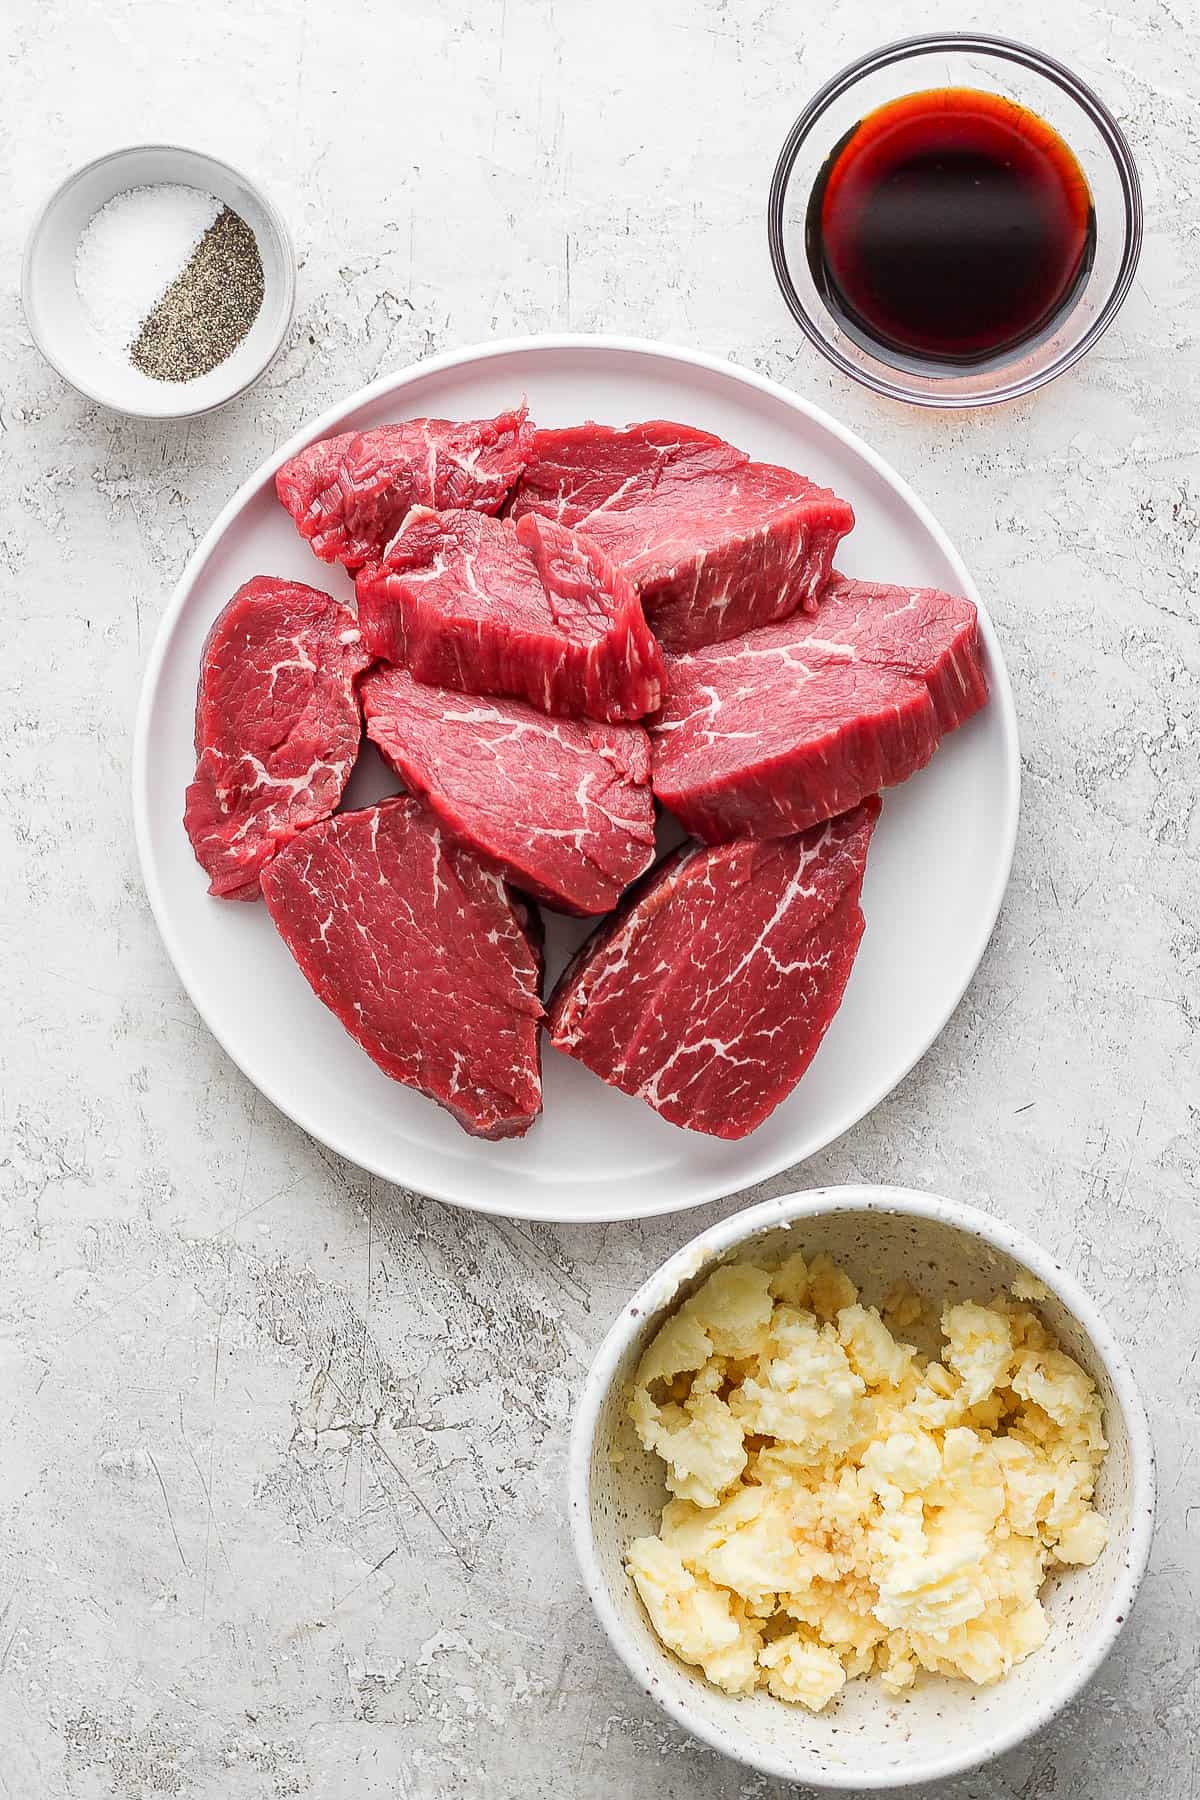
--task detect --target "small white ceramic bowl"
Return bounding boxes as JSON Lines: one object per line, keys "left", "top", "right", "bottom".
{"left": 21, "top": 144, "right": 295, "bottom": 420}
{"left": 569, "top": 1186, "right": 1155, "bottom": 1790}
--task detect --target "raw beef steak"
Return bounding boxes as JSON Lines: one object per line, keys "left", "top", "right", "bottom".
{"left": 184, "top": 576, "right": 370, "bottom": 900}
{"left": 510, "top": 420, "right": 855, "bottom": 651}
{"left": 547, "top": 799, "right": 880, "bottom": 1138}
{"left": 275, "top": 405, "right": 533, "bottom": 571}
{"left": 356, "top": 507, "right": 665, "bottom": 721}
{"left": 650, "top": 573, "right": 989, "bottom": 841}
{"left": 260, "top": 796, "right": 544, "bottom": 1139}
{"left": 361, "top": 666, "right": 656, "bottom": 914}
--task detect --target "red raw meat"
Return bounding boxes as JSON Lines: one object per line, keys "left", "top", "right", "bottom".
{"left": 260, "top": 796, "right": 544, "bottom": 1139}
{"left": 275, "top": 406, "right": 533, "bottom": 571}
{"left": 355, "top": 508, "right": 664, "bottom": 722}
{"left": 547, "top": 800, "right": 880, "bottom": 1138}
{"left": 650, "top": 573, "right": 988, "bottom": 841}
{"left": 184, "top": 576, "right": 370, "bottom": 901}
{"left": 510, "top": 420, "right": 855, "bottom": 651}
{"left": 361, "top": 665, "right": 656, "bottom": 915}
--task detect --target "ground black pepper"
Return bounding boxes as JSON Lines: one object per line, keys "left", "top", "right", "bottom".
{"left": 130, "top": 206, "right": 264, "bottom": 383}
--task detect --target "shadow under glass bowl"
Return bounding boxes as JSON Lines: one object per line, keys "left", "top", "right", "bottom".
{"left": 769, "top": 34, "right": 1142, "bottom": 408}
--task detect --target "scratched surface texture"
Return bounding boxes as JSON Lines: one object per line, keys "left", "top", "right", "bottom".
{"left": 1, "top": 1, "right": 1197, "bottom": 1796}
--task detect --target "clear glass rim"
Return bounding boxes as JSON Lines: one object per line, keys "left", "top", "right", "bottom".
{"left": 768, "top": 32, "right": 1144, "bottom": 409}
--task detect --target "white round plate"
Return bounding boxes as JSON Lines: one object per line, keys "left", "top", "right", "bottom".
{"left": 133, "top": 336, "right": 1019, "bottom": 1223}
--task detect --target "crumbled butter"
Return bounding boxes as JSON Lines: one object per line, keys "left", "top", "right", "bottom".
{"left": 625, "top": 1250, "right": 1108, "bottom": 1710}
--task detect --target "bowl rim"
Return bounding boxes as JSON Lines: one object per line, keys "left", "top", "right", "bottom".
{"left": 19, "top": 141, "right": 296, "bottom": 421}
{"left": 767, "top": 32, "right": 1144, "bottom": 409}
{"left": 567, "top": 1182, "right": 1157, "bottom": 1790}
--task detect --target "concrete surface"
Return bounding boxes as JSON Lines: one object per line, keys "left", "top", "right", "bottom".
{"left": 1, "top": 1, "right": 1196, "bottom": 1796}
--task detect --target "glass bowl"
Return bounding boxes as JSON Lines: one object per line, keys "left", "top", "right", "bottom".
{"left": 768, "top": 34, "right": 1142, "bottom": 407}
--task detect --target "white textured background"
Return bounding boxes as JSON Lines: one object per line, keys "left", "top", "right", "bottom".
{"left": 1, "top": 2, "right": 1197, "bottom": 1796}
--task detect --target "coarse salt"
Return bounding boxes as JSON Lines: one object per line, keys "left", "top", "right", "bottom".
{"left": 74, "top": 183, "right": 221, "bottom": 353}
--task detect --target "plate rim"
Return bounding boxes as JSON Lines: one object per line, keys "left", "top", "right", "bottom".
{"left": 132, "top": 333, "right": 1021, "bottom": 1224}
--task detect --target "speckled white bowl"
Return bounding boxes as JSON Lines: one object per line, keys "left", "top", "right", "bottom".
{"left": 569, "top": 1186, "right": 1155, "bottom": 1790}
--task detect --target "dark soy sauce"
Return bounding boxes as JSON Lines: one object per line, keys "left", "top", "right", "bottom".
{"left": 806, "top": 87, "right": 1095, "bottom": 369}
